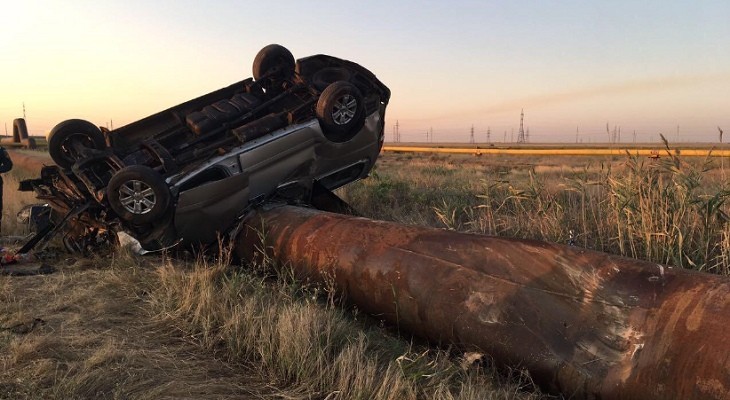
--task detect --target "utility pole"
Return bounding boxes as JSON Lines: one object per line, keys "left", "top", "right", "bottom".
{"left": 503, "top": 131, "right": 507, "bottom": 143}
{"left": 22, "top": 102, "right": 26, "bottom": 120}
{"left": 633, "top": 130, "right": 636, "bottom": 143}
{"left": 612, "top": 125, "right": 617, "bottom": 144}
{"left": 394, "top": 120, "right": 400, "bottom": 143}
{"left": 470, "top": 124, "right": 475, "bottom": 144}
{"left": 487, "top": 127, "right": 491, "bottom": 144}
{"left": 576, "top": 126, "right": 579, "bottom": 144}
{"left": 517, "top": 109, "right": 525, "bottom": 143}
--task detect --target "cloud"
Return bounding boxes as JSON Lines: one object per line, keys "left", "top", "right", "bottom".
{"left": 415, "top": 72, "right": 730, "bottom": 123}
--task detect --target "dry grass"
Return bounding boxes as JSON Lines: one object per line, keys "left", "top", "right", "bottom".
{"left": 2, "top": 172, "right": 43, "bottom": 236}
{"left": 2, "top": 246, "right": 545, "bottom": 399}
{"left": 341, "top": 149, "right": 730, "bottom": 275}
{"left": 13, "top": 146, "right": 729, "bottom": 398}
{"left": 147, "top": 251, "right": 545, "bottom": 399}
{"left": 0, "top": 252, "right": 276, "bottom": 399}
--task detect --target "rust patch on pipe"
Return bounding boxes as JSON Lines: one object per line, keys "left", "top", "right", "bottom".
{"left": 237, "top": 205, "right": 730, "bottom": 400}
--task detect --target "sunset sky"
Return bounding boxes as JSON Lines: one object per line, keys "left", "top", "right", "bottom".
{"left": 1, "top": 0, "right": 728, "bottom": 143}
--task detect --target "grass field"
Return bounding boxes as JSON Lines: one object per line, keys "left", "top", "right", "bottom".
{"left": 3, "top": 147, "right": 729, "bottom": 399}
{"left": 0, "top": 152, "right": 548, "bottom": 399}
{"left": 342, "top": 150, "right": 730, "bottom": 275}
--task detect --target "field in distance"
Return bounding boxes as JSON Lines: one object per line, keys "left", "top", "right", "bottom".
{"left": 383, "top": 141, "right": 730, "bottom": 150}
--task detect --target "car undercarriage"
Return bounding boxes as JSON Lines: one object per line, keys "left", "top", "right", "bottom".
{"left": 18, "top": 45, "right": 390, "bottom": 254}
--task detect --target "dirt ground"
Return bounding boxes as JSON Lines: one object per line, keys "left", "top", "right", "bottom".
{"left": 0, "top": 253, "right": 275, "bottom": 400}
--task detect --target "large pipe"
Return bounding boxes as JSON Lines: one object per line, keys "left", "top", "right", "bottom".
{"left": 237, "top": 205, "right": 730, "bottom": 400}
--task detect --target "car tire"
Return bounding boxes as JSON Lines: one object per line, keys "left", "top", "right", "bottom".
{"left": 107, "top": 165, "right": 170, "bottom": 225}
{"left": 252, "top": 44, "right": 295, "bottom": 82}
{"left": 48, "top": 119, "right": 106, "bottom": 169}
{"left": 311, "top": 67, "right": 352, "bottom": 91}
{"left": 316, "top": 81, "right": 366, "bottom": 143}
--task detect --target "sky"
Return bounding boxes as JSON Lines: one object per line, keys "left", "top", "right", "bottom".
{"left": 1, "top": 0, "right": 728, "bottom": 143}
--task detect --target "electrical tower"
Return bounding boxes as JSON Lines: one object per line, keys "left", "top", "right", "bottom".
{"left": 470, "top": 125, "right": 475, "bottom": 144}
{"left": 22, "top": 102, "right": 26, "bottom": 120}
{"left": 394, "top": 120, "right": 400, "bottom": 143}
{"left": 517, "top": 109, "right": 525, "bottom": 143}
{"left": 486, "top": 127, "right": 491, "bottom": 144}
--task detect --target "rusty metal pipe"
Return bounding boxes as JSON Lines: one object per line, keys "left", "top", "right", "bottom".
{"left": 236, "top": 205, "right": 730, "bottom": 400}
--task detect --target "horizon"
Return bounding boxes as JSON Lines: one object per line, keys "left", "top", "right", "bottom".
{"left": 1, "top": 1, "right": 728, "bottom": 143}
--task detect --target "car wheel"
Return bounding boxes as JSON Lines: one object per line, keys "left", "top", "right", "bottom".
{"left": 107, "top": 165, "right": 170, "bottom": 225}
{"left": 311, "top": 67, "right": 352, "bottom": 91}
{"left": 252, "top": 44, "right": 295, "bottom": 82}
{"left": 316, "top": 81, "right": 366, "bottom": 142}
{"left": 48, "top": 119, "right": 106, "bottom": 169}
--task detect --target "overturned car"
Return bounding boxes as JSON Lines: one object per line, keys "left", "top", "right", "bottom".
{"left": 20, "top": 45, "right": 390, "bottom": 252}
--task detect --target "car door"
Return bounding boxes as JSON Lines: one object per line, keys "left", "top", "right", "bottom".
{"left": 174, "top": 170, "right": 250, "bottom": 245}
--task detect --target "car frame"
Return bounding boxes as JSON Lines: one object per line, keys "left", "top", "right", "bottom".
{"left": 19, "top": 45, "right": 390, "bottom": 253}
